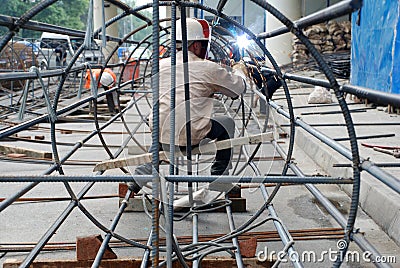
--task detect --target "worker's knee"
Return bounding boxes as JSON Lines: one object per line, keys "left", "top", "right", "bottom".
{"left": 213, "top": 116, "right": 235, "bottom": 138}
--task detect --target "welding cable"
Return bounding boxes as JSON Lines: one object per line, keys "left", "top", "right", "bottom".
{"left": 181, "top": 241, "right": 235, "bottom": 257}
{"left": 230, "top": 95, "right": 250, "bottom": 174}
{"left": 177, "top": 242, "right": 236, "bottom": 263}
{"left": 177, "top": 216, "right": 282, "bottom": 262}
{"left": 196, "top": 246, "right": 237, "bottom": 268}
{"left": 172, "top": 235, "right": 191, "bottom": 268}
{"left": 173, "top": 197, "right": 229, "bottom": 222}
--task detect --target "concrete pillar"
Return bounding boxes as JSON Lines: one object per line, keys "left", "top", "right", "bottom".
{"left": 265, "top": 0, "right": 301, "bottom": 65}
{"left": 93, "top": 0, "right": 119, "bottom": 64}
{"left": 93, "top": 0, "right": 118, "bottom": 38}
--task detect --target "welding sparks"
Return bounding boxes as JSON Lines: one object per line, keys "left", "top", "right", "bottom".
{"left": 236, "top": 34, "right": 251, "bottom": 49}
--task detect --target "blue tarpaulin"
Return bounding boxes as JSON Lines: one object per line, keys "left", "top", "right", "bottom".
{"left": 351, "top": 0, "right": 400, "bottom": 94}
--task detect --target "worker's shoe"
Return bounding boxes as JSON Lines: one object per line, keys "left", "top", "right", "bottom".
{"left": 210, "top": 160, "right": 238, "bottom": 193}
{"left": 210, "top": 160, "right": 231, "bottom": 176}
{"left": 127, "top": 180, "right": 142, "bottom": 194}
{"left": 127, "top": 163, "right": 153, "bottom": 194}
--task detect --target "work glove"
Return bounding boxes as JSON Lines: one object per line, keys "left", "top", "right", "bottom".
{"left": 232, "top": 61, "right": 250, "bottom": 80}
{"left": 232, "top": 60, "right": 253, "bottom": 90}
{"left": 247, "top": 65, "right": 282, "bottom": 99}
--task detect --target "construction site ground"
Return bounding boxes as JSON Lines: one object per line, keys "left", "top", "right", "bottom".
{"left": 0, "top": 71, "right": 399, "bottom": 267}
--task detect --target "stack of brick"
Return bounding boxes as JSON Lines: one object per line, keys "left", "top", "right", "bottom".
{"left": 291, "top": 21, "right": 351, "bottom": 63}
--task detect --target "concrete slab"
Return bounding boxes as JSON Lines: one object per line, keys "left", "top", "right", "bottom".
{"left": 271, "top": 74, "right": 400, "bottom": 248}
{"left": 1, "top": 81, "right": 399, "bottom": 268}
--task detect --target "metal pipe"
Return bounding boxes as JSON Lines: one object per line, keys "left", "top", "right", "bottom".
{"left": 268, "top": 100, "right": 400, "bottom": 194}
{"left": 91, "top": 189, "right": 133, "bottom": 268}
{"left": 263, "top": 69, "right": 400, "bottom": 108}
{"left": 257, "top": 0, "right": 363, "bottom": 39}
{"left": 225, "top": 197, "right": 244, "bottom": 268}
{"left": 273, "top": 141, "right": 391, "bottom": 268}
{"left": 334, "top": 163, "right": 400, "bottom": 168}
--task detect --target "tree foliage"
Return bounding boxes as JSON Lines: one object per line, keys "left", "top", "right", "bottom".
{"left": 119, "top": 0, "right": 152, "bottom": 42}
{"left": 0, "top": 0, "right": 89, "bottom": 38}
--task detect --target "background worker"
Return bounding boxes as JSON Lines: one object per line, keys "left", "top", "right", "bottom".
{"left": 55, "top": 44, "right": 67, "bottom": 67}
{"left": 85, "top": 68, "right": 119, "bottom": 114}
{"left": 129, "top": 18, "right": 253, "bottom": 194}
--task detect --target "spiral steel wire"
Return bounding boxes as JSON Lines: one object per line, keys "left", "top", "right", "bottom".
{"left": 0, "top": 1, "right": 399, "bottom": 268}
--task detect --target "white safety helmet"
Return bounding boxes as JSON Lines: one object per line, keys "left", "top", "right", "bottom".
{"left": 176, "top": 18, "right": 210, "bottom": 42}
{"left": 99, "top": 72, "right": 114, "bottom": 87}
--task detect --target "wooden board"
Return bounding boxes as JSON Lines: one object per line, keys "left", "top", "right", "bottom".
{"left": 94, "top": 132, "right": 273, "bottom": 172}
{"left": 0, "top": 144, "right": 52, "bottom": 159}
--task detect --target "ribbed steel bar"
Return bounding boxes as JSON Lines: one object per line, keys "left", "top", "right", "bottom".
{"left": 0, "top": 88, "right": 113, "bottom": 139}
{"left": 0, "top": 175, "right": 352, "bottom": 184}
{"left": 151, "top": 0, "right": 161, "bottom": 266}
{"left": 19, "top": 182, "right": 94, "bottom": 267}
{"left": 179, "top": 8, "right": 195, "bottom": 206}
{"left": 167, "top": 5, "right": 178, "bottom": 266}
{"left": 0, "top": 15, "right": 134, "bottom": 45}
{"left": 0, "top": 93, "right": 139, "bottom": 213}
{"left": 0, "top": 0, "right": 59, "bottom": 52}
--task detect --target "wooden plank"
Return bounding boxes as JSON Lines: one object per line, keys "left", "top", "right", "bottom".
{"left": 0, "top": 144, "right": 52, "bottom": 159}
{"left": 94, "top": 132, "right": 273, "bottom": 172}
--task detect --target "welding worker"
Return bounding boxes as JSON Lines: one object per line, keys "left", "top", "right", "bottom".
{"left": 128, "top": 18, "right": 253, "bottom": 194}
{"left": 85, "top": 68, "right": 119, "bottom": 114}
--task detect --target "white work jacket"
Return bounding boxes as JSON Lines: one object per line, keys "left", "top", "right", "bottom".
{"left": 150, "top": 51, "right": 246, "bottom": 146}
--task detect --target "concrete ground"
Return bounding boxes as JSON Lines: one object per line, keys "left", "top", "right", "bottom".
{"left": 0, "top": 74, "right": 399, "bottom": 267}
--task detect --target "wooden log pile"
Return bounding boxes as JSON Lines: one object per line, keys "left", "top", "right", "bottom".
{"left": 291, "top": 21, "right": 352, "bottom": 63}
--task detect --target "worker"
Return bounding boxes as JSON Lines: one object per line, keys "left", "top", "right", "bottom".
{"left": 85, "top": 68, "right": 119, "bottom": 114}
{"left": 55, "top": 44, "right": 67, "bottom": 67}
{"left": 129, "top": 18, "right": 254, "bottom": 195}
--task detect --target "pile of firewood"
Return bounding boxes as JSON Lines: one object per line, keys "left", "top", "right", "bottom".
{"left": 291, "top": 21, "right": 351, "bottom": 63}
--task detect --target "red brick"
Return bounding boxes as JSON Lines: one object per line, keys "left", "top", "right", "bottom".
{"left": 239, "top": 236, "right": 257, "bottom": 258}
{"left": 119, "top": 183, "right": 135, "bottom": 198}
{"left": 76, "top": 234, "right": 117, "bottom": 261}
{"left": 34, "top": 135, "right": 45, "bottom": 140}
